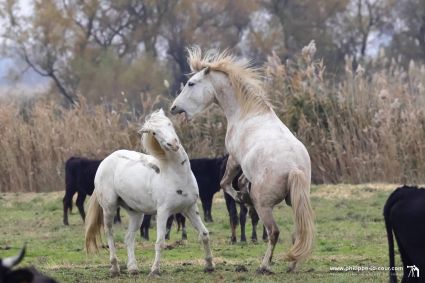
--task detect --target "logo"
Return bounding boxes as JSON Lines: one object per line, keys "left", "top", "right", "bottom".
{"left": 407, "top": 265, "right": 420, "bottom": 278}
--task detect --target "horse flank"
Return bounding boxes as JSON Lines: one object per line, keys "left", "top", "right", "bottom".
{"left": 187, "top": 46, "right": 271, "bottom": 116}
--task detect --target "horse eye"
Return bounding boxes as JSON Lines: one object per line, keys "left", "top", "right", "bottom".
{"left": 152, "top": 132, "right": 156, "bottom": 136}
{"left": 188, "top": 82, "right": 195, "bottom": 87}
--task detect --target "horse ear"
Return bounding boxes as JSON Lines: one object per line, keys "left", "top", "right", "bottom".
{"left": 144, "top": 113, "right": 152, "bottom": 122}
{"left": 204, "top": 66, "right": 211, "bottom": 75}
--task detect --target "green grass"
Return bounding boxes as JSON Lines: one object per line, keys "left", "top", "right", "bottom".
{"left": 0, "top": 184, "right": 403, "bottom": 282}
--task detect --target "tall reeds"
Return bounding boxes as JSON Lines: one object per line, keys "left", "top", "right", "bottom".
{"left": 0, "top": 43, "right": 423, "bottom": 192}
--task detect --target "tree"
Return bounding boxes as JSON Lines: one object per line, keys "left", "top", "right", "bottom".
{"left": 386, "top": 0, "right": 425, "bottom": 64}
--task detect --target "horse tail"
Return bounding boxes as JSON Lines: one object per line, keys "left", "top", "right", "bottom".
{"left": 286, "top": 169, "right": 315, "bottom": 263}
{"left": 85, "top": 191, "right": 103, "bottom": 253}
{"left": 383, "top": 190, "right": 398, "bottom": 283}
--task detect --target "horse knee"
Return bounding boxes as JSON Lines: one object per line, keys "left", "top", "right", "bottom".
{"left": 269, "top": 228, "right": 280, "bottom": 245}
{"left": 200, "top": 231, "right": 210, "bottom": 242}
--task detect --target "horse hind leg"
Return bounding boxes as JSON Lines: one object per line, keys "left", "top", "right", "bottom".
{"left": 103, "top": 208, "right": 120, "bottom": 276}
{"left": 253, "top": 202, "right": 280, "bottom": 274}
{"left": 125, "top": 211, "right": 144, "bottom": 274}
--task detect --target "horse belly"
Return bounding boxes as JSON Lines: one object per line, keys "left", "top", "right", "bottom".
{"left": 114, "top": 165, "right": 157, "bottom": 213}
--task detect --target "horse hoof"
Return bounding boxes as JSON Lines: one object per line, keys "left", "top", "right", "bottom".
{"left": 110, "top": 270, "right": 120, "bottom": 277}
{"left": 256, "top": 267, "right": 274, "bottom": 275}
{"left": 287, "top": 261, "right": 298, "bottom": 273}
{"left": 235, "top": 265, "right": 248, "bottom": 272}
{"left": 204, "top": 266, "right": 215, "bottom": 273}
{"left": 149, "top": 269, "right": 160, "bottom": 277}
{"left": 128, "top": 268, "right": 139, "bottom": 275}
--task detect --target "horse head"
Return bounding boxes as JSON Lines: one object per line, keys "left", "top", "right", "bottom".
{"left": 139, "top": 109, "right": 180, "bottom": 155}
{"left": 170, "top": 66, "right": 214, "bottom": 120}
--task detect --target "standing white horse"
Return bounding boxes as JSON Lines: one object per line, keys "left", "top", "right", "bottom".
{"left": 170, "top": 48, "right": 314, "bottom": 274}
{"left": 85, "top": 109, "right": 213, "bottom": 276}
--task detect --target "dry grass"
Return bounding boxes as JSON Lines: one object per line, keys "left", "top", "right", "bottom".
{"left": 0, "top": 43, "right": 424, "bottom": 192}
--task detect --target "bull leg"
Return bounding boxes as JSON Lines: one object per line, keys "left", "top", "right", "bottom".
{"left": 63, "top": 189, "right": 75, "bottom": 226}
{"left": 140, "top": 214, "right": 151, "bottom": 240}
{"left": 250, "top": 207, "right": 260, "bottom": 242}
{"left": 114, "top": 207, "right": 121, "bottom": 224}
{"left": 76, "top": 193, "right": 87, "bottom": 222}
{"left": 240, "top": 204, "right": 248, "bottom": 242}
{"left": 165, "top": 215, "right": 174, "bottom": 240}
{"left": 176, "top": 213, "right": 187, "bottom": 240}
{"left": 224, "top": 192, "right": 238, "bottom": 243}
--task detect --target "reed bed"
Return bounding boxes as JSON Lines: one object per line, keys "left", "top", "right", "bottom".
{"left": 0, "top": 44, "right": 424, "bottom": 192}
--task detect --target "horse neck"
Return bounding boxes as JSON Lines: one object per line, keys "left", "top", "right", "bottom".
{"left": 159, "top": 147, "right": 190, "bottom": 173}
{"left": 211, "top": 72, "right": 242, "bottom": 125}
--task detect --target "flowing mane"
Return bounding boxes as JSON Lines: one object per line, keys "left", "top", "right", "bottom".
{"left": 142, "top": 133, "right": 166, "bottom": 159}
{"left": 140, "top": 109, "right": 170, "bottom": 160}
{"left": 187, "top": 47, "right": 271, "bottom": 115}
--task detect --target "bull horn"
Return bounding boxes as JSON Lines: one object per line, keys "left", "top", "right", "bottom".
{"left": 2, "top": 244, "right": 26, "bottom": 268}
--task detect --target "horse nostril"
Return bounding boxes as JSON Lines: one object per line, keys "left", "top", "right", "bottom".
{"left": 167, "top": 143, "right": 172, "bottom": 147}
{"left": 171, "top": 106, "right": 176, "bottom": 111}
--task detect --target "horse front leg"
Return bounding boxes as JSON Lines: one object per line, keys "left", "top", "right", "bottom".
{"left": 150, "top": 209, "right": 169, "bottom": 276}
{"left": 220, "top": 155, "right": 241, "bottom": 202}
{"left": 184, "top": 204, "right": 214, "bottom": 272}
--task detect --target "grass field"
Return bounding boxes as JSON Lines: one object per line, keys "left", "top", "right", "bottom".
{"left": 0, "top": 184, "right": 403, "bottom": 282}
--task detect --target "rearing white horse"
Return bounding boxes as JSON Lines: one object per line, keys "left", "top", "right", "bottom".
{"left": 170, "top": 48, "right": 314, "bottom": 274}
{"left": 85, "top": 109, "right": 214, "bottom": 276}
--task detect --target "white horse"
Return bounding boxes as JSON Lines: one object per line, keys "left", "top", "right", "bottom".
{"left": 170, "top": 48, "right": 314, "bottom": 273}
{"left": 84, "top": 109, "right": 213, "bottom": 276}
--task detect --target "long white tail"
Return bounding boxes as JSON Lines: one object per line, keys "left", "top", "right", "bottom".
{"left": 287, "top": 169, "right": 315, "bottom": 262}
{"left": 85, "top": 191, "right": 103, "bottom": 253}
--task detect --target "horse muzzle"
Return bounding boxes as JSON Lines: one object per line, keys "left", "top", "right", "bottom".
{"left": 170, "top": 105, "right": 186, "bottom": 115}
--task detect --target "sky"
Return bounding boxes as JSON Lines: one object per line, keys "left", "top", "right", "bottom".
{"left": 0, "top": 0, "right": 49, "bottom": 95}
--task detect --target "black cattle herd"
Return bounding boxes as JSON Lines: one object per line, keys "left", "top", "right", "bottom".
{"left": 1, "top": 155, "right": 424, "bottom": 283}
